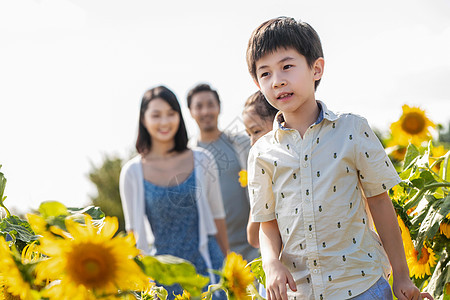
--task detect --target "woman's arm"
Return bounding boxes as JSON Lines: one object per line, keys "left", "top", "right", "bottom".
{"left": 214, "top": 218, "right": 229, "bottom": 255}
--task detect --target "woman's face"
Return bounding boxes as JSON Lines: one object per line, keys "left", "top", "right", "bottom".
{"left": 142, "top": 98, "right": 180, "bottom": 144}
{"left": 243, "top": 108, "right": 273, "bottom": 146}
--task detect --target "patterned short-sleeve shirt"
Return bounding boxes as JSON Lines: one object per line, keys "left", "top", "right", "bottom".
{"left": 248, "top": 101, "right": 401, "bottom": 300}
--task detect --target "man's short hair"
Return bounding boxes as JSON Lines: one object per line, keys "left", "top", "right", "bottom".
{"left": 246, "top": 16, "right": 324, "bottom": 90}
{"left": 186, "top": 83, "right": 221, "bottom": 109}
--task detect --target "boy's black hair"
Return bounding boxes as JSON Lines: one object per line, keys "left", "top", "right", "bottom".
{"left": 136, "top": 86, "right": 188, "bottom": 154}
{"left": 186, "top": 83, "right": 221, "bottom": 109}
{"left": 244, "top": 90, "right": 278, "bottom": 122}
{"left": 246, "top": 16, "right": 324, "bottom": 90}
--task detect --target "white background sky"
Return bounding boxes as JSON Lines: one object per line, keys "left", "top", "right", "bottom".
{"left": 1, "top": 0, "right": 449, "bottom": 215}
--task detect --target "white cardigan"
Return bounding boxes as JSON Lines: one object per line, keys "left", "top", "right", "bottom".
{"left": 119, "top": 148, "right": 225, "bottom": 283}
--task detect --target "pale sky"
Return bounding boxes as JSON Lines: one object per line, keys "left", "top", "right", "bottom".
{"left": 1, "top": 0, "right": 449, "bottom": 215}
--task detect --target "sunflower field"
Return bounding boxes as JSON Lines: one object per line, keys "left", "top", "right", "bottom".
{"left": 1, "top": 104, "right": 449, "bottom": 299}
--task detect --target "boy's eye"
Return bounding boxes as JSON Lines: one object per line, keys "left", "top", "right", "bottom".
{"left": 260, "top": 72, "right": 269, "bottom": 78}
{"left": 283, "top": 64, "right": 293, "bottom": 70}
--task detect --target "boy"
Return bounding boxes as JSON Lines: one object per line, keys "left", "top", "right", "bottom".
{"left": 246, "top": 17, "right": 431, "bottom": 300}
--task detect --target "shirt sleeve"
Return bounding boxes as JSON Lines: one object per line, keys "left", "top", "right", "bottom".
{"left": 354, "top": 116, "right": 401, "bottom": 197}
{"left": 248, "top": 144, "right": 276, "bottom": 222}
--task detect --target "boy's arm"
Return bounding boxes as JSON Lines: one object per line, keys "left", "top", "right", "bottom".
{"left": 247, "top": 209, "right": 260, "bottom": 248}
{"left": 260, "top": 219, "right": 296, "bottom": 300}
{"left": 367, "top": 192, "right": 433, "bottom": 300}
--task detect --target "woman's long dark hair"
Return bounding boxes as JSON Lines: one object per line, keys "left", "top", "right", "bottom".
{"left": 135, "top": 86, "right": 188, "bottom": 154}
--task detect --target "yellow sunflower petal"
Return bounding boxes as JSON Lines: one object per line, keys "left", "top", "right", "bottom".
{"left": 98, "top": 217, "right": 119, "bottom": 240}
{"left": 26, "top": 213, "right": 48, "bottom": 235}
{"left": 397, "top": 216, "right": 414, "bottom": 255}
{"left": 439, "top": 222, "right": 450, "bottom": 239}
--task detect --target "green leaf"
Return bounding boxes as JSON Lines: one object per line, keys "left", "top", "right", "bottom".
{"left": 438, "top": 194, "right": 450, "bottom": 220}
{"left": 411, "top": 178, "right": 425, "bottom": 189}
{"left": 0, "top": 215, "right": 39, "bottom": 253}
{"left": 399, "top": 168, "right": 412, "bottom": 180}
{"left": 39, "top": 201, "right": 69, "bottom": 218}
{"left": 139, "top": 255, "right": 209, "bottom": 297}
{"left": 151, "top": 286, "right": 168, "bottom": 300}
{"left": 420, "top": 170, "right": 437, "bottom": 186}
{"left": 404, "top": 144, "right": 420, "bottom": 171}
{"left": 67, "top": 206, "right": 105, "bottom": 220}
{"left": 248, "top": 256, "right": 265, "bottom": 288}
{"left": 415, "top": 195, "right": 449, "bottom": 251}
{"left": 423, "top": 254, "right": 450, "bottom": 298}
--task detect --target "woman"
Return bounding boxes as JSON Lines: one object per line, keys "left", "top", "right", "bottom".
{"left": 119, "top": 86, "right": 228, "bottom": 299}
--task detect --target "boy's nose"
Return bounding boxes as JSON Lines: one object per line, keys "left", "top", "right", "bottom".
{"left": 272, "top": 74, "right": 287, "bottom": 88}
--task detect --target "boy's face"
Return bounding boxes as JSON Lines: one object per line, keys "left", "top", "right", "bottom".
{"left": 254, "top": 48, "right": 323, "bottom": 115}
{"left": 189, "top": 91, "right": 220, "bottom": 132}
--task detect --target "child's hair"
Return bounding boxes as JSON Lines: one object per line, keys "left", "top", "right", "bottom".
{"left": 246, "top": 16, "right": 324, "bottom": 90}
{"left": 244, "top": 91, "right": 278, "bottom": 122}
{"left": 186, "top": 83, "right": 221, "bottom": 109}
{"left": 136, "top": 86, "right": 188, "bottom": 154}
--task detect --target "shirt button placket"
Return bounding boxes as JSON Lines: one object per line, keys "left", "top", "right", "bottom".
{"left": 301, "top": 130, "right": 325, "bottom": 298}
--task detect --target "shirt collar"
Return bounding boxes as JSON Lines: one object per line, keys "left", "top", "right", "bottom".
{"left": 273, "top": 100, "right": 339, "bottom": 142}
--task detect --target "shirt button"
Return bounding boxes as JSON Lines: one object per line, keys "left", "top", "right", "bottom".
{"left": 313, "top": 269, "right": 318, "bottom": 274}
{"left": 303, "top": 163, "right": 308, "bottom": 168}
{"left": 308, "top": 234, "right": 313, "bottom": 238}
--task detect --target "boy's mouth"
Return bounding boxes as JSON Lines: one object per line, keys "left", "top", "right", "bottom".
{"left": 277, "top": 92, "right": 293, "bottom": 100}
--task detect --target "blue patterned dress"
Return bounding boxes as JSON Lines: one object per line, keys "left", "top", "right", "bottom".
{"left": 144, "top": 169, "right": 226, "bottom": 299}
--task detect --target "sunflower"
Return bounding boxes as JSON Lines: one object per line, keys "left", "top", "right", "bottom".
{"left": 389, "top": 105, "right": 435, "bottom": 147}
{"left": 222, "top": 252, "right": 254, "bottom": 300}
{"left": 397, "top": 216, "right": 414, "bottom": 256}
{"left": 439, "top": 221, "right": 450, "bottom": 239}
{"left": 174, "top": 290, "right": 191, "bottom": 299}
{"left": 407, "top": 243, "right": 437, "bottom": 279}
{"left": 35, "top": 215, "right": 147, "bottom": 300}
{"left": 238, "top": 170, "right": 248, "bottom": 188}
{"left": 0, "top": 237, "right": 36, "bottom": 300}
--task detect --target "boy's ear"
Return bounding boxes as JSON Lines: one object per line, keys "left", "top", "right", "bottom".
{"left": 313, "top": 57, "right": 325, "bottom": 80}
{"left": 253, "top": 78, "right": 261, "bottom": 90}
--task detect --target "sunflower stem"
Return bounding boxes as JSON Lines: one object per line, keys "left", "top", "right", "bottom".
{"left": 247, "top": 283, "right": 265, "bottom": 300}
{"left": 442, "top": 151, "right": 450, "bottom": 182}
{"left": 0, "top": 196, "right": 11, "bottom": 218}
{"left": 404, "top": 182, "right": 450, "bottom": 211}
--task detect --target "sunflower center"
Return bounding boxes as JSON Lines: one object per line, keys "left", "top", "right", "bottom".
{"left": 401, "top": 112, "right": 426, "bottom": 135}
{"left": 67, "top": 243, "right": 116, "bottom": 288}
{"left": 417, "top": 247, "right": 429, "bottom": 264}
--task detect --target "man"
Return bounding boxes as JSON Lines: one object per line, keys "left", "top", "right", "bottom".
{"left": 187, "top": 83, "right": 258, "bottom": 262}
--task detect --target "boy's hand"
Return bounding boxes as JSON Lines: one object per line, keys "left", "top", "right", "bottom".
{"left": 393, "top": 277, "right": 434, "bottom": 300}
{"left": 264, "top": 259, "right": 296, "bottom": 300}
